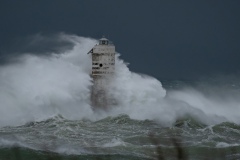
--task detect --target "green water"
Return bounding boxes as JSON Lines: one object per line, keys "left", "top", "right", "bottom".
{"left": 0, "top": 114, "right": 240, "bottom": 160}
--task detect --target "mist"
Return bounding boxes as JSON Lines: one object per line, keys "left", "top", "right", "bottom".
{"left": 0, "top": 34, "right": 240, "bottom": 127}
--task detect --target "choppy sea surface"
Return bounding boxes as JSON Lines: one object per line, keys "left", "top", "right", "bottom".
{"left": 1, "top": 35, "right": 240, "bottom": 159}
{"left": 1, "top": 80, "right": 240, "bottom": 160}
{"left": 1, "top": 109, "right": 240, "bottom": 160}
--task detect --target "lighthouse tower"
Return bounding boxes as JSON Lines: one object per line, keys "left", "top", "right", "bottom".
{"left": 89, "top": 37, "right": 115, "bottom": 109}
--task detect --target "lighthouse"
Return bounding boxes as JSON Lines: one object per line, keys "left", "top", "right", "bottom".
{"left": 88, "top": 37, "right": 115, "bottom": 109}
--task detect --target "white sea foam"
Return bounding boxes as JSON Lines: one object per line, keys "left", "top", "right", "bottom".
{"left": 0, "top": 34, "right": 240, "bottom": 127}
{"left": 102, "top": 138, "right": 126, "bottom": 147}
{"left": 216, "top": 142, "right": 239, "bottom": 148}
{"left": 0, "top": 138, "right": 34, "bottom": 149}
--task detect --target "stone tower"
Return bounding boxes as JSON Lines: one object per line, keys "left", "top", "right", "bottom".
{"left": 88, "top": 37, "right": 115, "bottom": 109}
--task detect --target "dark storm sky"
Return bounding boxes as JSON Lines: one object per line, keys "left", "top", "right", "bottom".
{"left": 0, "top": 0, "right": 240, "bottom": 80}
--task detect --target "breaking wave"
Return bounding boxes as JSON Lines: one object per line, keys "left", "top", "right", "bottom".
{"left": 0, "top": 34, "right": 240, "bottom": 127}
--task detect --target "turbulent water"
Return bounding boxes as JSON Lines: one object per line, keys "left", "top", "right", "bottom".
{"left": 0, "top": 34, "right": 240, "bottom": 160}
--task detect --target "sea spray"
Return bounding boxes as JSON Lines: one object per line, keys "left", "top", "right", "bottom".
{"left": 1, "top": 34, "right": 240, "bottom": 159}
{"left": 0, "top": 34, "right": 240, "bottom": 128}
{"left": 0, "top": 35, "right": 96, "bottom": 127}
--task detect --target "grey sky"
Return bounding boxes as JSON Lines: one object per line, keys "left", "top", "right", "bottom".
{"left": 0, "top": 0, "right": 240, "bottom": 80}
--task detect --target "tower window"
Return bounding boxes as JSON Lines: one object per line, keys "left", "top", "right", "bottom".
{"left": 100, "top": 40, "right": 108, "bottom": 45}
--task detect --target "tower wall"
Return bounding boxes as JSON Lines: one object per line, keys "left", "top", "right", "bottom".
{"left": 92, "top": 45, "right": 115, "bottom": 76}
{"left": 90, "top": 38, "right": 115, "bottom": 109}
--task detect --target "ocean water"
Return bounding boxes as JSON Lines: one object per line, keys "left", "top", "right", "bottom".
{"left": 0, "top": 34, "right": 240, "bottom": 160}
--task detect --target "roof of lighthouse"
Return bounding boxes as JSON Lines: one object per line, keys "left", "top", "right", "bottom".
{"left": 99, "top": 37, "right": 108, "bottom": 41}
{"left": 98, "top": 36, "right": 114, "bottom": 45}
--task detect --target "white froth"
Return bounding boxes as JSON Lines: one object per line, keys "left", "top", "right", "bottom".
{"left": 0, "top": 34, "right": 240, "bottom": 127}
